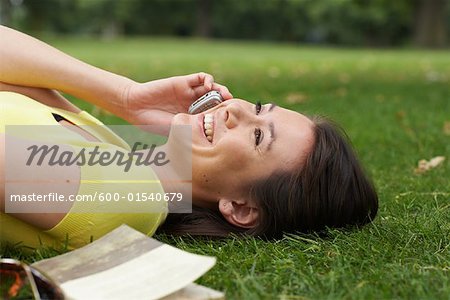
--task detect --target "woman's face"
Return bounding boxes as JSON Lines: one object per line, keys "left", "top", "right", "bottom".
{"left": 171, "top": 98, "right": 315, "bottom": 205}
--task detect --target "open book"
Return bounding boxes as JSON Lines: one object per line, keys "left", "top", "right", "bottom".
{"left": 31, "top": 225, "right": 224, "bottom": 300}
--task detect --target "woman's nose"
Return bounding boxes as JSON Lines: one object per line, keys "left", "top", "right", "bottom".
{"left": 225, "top": 102, "right": 256, "bottom": 129}
{"left": 224, "top": 102, "right": 242, "bottom": 129}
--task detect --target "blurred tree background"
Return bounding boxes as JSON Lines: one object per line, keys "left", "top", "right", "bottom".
{"left": 0, "top": 0, "right": 449, "bottom": 47}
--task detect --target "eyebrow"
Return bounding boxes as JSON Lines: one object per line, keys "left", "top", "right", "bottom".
{"left": 266, "top": 122, "right": 276, "bottom": 151}
{"left": 265, "top": 103, "right": 277, "bottom": 151}
{"left": 267, "top": 102, "right": 277, "bottom": 151}
{"left": 268, "top": 102, "right": 277, "bottom": 112}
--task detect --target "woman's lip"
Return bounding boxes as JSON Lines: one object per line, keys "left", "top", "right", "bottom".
{"left": 213, "top": 111, "right": 217, "bottom": 142}
{"left": 210, "top": 112, "right": 217, "bottom": 144}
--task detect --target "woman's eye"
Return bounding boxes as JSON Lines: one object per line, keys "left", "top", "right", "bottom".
{"left": 255, "top": 101, "right": 262, "bottom": 115}
{"left": 254, "top": 128, "right": 262, "bottom": 146}
{"left": 254, "top": 101, "right": 263, "bottom": 146}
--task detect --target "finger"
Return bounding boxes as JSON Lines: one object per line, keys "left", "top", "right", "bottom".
{"left": 203, "top": 73, "right": 214, "bottom": 90}
{"left": 212, "top": 83, "right": 233, "bottom": 100}
{"left": 192, "top": 83, "right": 232, "bottom": 100}
{"left": 186, "top": 72, "right": 213, "bottom": 89}
{"left": 192, "top": 85, "right": 210, "bottom": 98}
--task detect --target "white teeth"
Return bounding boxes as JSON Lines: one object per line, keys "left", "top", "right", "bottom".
{"left": 204, "top": 114, "right": 213, "bottom": 122}
{"left": 203, "top": 114, "right": 214, "bottom": 142}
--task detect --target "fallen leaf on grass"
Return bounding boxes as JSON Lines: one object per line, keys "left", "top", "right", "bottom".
{"left": 414, "top": 156, "right": 445, "bottom": 174}
{"left": 356, "top": 281, "right": 368, "bottom": 289}
{"left": 443, "top": 121, "right": 450, "bottom": 136}
{"left": 396, "top": 110, "right": 406, "bottom": 120}
{"left": 285, "top": 92, "right": 308, "bottom": 104}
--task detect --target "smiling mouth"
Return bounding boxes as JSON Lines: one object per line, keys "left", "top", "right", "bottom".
{"left": 203, "top": 113, "right": 214, "bottom": 142}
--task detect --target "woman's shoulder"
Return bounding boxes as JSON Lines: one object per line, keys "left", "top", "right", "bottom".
{"left": 0, "top": 91, "right": 129, "bottom": 149}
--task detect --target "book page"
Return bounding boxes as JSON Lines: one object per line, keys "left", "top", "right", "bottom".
{"left": 32, "top": 225, "right": 217, "bottom": 300}
{"left": 60, "top": 244, "right": 215, "bottom": 299}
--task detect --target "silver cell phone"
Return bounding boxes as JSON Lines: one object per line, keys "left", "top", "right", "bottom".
{"left": 188, "top": 91, "right": 223, "bottom": 114}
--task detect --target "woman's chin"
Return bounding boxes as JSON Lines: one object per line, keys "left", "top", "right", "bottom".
{"left": 168, "top": 113, "right": 194, "bottom": 147}
{"left": 171, "top": 112, "right": 191, "bottom": 126}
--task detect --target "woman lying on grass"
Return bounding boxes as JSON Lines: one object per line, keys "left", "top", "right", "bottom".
{"left": 0, "top": 26, "right": 378, "bottom": 249}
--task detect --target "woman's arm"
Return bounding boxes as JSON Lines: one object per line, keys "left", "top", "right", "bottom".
{"left": 0, "top": 26, "right": 233, "bottom": 128}
{"left": 0, "top": 25, "right": 132, "bottom": 118}
{"left": 0, "top": 81, "right": 81, "bottom": 113}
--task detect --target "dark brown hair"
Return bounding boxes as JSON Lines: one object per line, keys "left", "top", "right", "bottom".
{"left": 158, "top": 116, "right": 378, "bottom": 239}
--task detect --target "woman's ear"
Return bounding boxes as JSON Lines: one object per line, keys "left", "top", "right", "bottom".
{"left": 218, "top": 198, "right": 258, "bottom": 229}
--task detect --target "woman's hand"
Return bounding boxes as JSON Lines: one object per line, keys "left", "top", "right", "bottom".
{"left": 123, "top": 72, "right": 233, "bottom": 130}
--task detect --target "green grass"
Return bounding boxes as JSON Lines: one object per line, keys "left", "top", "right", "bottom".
{"left": 2, "top": 37, "right": 449, "bottom": 299}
